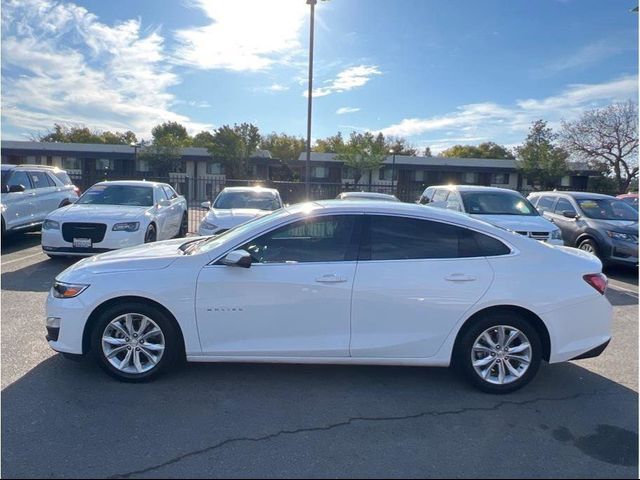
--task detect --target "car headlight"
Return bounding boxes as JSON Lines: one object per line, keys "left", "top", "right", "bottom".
{"left": 112, "top": 222, "right": 140, "bottom": 232}
{"left": 550, "top": 229, "right": 563, "bottom": 240}
{"left": 52, "top": 281, "right": 89, "bottom": 299}
{"left": 43, "top": 219, "right": 60, "bottom": 230}
{"left": 200, "top": 220, "right": 218, "bottom": 231}
{"left": 606, "top": 230, "right": 637, "bottom": 242}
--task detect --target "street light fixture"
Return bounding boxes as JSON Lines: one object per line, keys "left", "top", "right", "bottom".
{"left": 305, "top": 0, "right": 318, "bottom": 200}
{"left": 130, "top": 141, "right": 142, "bottom": 174}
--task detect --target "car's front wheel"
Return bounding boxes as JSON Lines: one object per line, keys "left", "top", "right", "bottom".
{"left": 144, "top": 223, "right": 157, "bottom": 243}
{"left": 91, "top": 302, "right": 179, "bottom": 382}
{"left": 178, "top": 213, "right": 188, "bottom": 238}
{"left": 456, "top": 312, "right": 541, "bottom": 394}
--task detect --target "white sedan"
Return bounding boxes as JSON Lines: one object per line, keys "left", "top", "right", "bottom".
{"left": 42, "top": 181, "right": 188, "bottom": 257}
{"left": 198, "top": 186, "right": 282, "bottom": 235}
{"left": 46, "top": 200, "right": 611, "bottom": 393}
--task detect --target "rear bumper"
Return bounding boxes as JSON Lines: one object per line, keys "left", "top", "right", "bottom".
{"left": 570, "top": 339, "right": 610, "bottom": 360}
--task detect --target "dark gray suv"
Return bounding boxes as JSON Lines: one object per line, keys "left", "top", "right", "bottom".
{"left": 528, "top": 191, "right": 638, "bottom": 267}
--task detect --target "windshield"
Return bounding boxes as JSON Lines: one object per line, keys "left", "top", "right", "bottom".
{"left": 213, "top": 190, "right": 281, "bottom": 211}
{"left": 77, "top": 184, "right": 154, "bottom": 207}
{"left": 620, "top": 197, "right": 639, "bottom": 210}
{"left": 460, "top": 191, "right": 538, "bottom": 216}
{"left": 194, "top": 208, "right": 290, "bottom": 254}
{"left": 577, "top": 198, "right": 638, "bottom": 221}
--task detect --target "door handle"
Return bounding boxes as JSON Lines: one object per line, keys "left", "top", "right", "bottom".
{"left": 315, "top": 274, "right": 347, "bottom": 283}
{"left": 445, "top": 274, "right": 477, "bottom": 282}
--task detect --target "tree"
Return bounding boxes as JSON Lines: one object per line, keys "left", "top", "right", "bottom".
{"left": 208, "top": 123, "right": 261, "bottom": 178}
{"left": 313, "top": 132, "right": 345, "bottom": 153}
{"left": 516, "top": 120, "right": 568, "bottom": 190}
{"left": 260, "top": 132, "right": 306, "bottom": 162}
{"left": 151, "top": 121, "right": 191, "bottom": 146}
{"left": 335, "top": 131, "right": 387, "bottom": 184}
{"left": 36, "top": 124, "right": 138, "bottom": 145}
{"left": 560, "top": 101, "right": 639, "bottom": 193}
{"left": 440, "top": 142, "right": 514, "bottom": 159}
{"left": 139, "top": 135, "right": 183, "bottom": 176}
{"left": 423, "top": 146, "right": 432, "bottom": 157}
{"left": 386, "top": 136, "right": 418, "bottom": 156}
{"left": 192, "top": 131, "right": 216, "bottom": 148}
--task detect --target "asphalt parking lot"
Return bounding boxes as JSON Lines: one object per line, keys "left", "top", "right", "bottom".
{"left": 1, "top": 232, "right": 638, "bottom": 479}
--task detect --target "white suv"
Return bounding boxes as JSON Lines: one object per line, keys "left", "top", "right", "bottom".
{"left": 419, "top": 185, "right": 564, "bottom": 245}
{"left": 1, "top": 165, "right": 80, "bottom": 236}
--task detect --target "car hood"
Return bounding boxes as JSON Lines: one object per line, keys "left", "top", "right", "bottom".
{"left": 50, "top": 204, "right": 150, "bottom": 221}
{"left": 468, "top": 214, "right": 555, "bottom": 232}
{"left": 588, "top": 219, "right": 638, "bottom": 233}
{"left": 56, "top": 238, "right": 189, "bottom": 279}
{"left": 205, "top": 208, "right": 271, "bottom": 228}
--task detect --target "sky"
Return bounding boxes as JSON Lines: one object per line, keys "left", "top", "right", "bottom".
{"left": 1, "top": 0, "right": 638, "bottom": 153}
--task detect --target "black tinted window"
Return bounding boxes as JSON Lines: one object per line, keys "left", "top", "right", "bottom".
{"left": 241, "top": 215, "right": 357, "bottom": 263}
{"left": 29, "top": 171, "right": 51, "bottom": 189}
{"left": 6, "top": 171, "right": 32, "bottom": 190}
{"left": 536, "top": 196, "right": 556, "bottom": 213}
{"left": 53, "top": 171, "right": 73, "bottom": 185}
{"left": 554, "top": 198, "right": 575, "bottom": 214}
{"left": 363, "top": 215, "right": 510, "bottom": 260}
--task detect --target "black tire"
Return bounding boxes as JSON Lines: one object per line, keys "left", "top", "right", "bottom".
{"left": 1, "top": 217, "right": 5, "bottom": 238}
{"left": 144, "top": 223, "right": 157, "bottom": 243}
{"left": 455, "top": 312, "right": 542, "bottom": 394}
{"left": 178, "top": 213, "right": 188, "bottom": 238}
{"left": 91, "top": 302, "right": 179, "bottom": 382}
{"left": 578, "top": 238, "right": 601, "bottom": 259}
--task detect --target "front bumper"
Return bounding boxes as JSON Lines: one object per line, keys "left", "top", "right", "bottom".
{"left": 42, "top": 226, "right": 147, "bottom": 257}
{"left": 604, "top": 239, "right": 639, "bottom": 266}
{"left": 45, "top": 292, "right": 90, "bottom": 355}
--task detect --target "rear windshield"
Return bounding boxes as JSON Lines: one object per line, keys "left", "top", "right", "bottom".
{"left": 213, "top": 191, "right": 281, "bottom": 211}
{"left": 461, "top": 191, "right": 538, "bottom": 216}
{"left": 53, "top": 171, "right": 73, "bottom": 185}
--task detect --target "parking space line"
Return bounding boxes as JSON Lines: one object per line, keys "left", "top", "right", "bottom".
{"left": 1, "top": 251, "right": 44, "bottom": 266}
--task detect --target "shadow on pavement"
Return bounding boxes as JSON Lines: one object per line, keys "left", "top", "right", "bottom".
{"left": 2, "top": 356, "right": 638, "bottom": 478}
{"left": 605, "top": 265, "right": 639, "bottom": 287}
{"left": 606, "top": 287, "right": 639, "bottom": 307}
{"left": 1, "top": 256, "right": 77, "bottom": 292}
{"left": 1, "top": 231, "right": 42, "bottom": 254}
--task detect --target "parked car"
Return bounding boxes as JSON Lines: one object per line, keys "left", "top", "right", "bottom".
{"left": 336, "top": 191, "right": 400, "bottom": 202}
{"left": 41, "top": 180, "right": 188, "bottom": 257}
{"left": 617, "top": 193, "right": 638, "bottom": 210}
{"left": 419, "top": 185, "right": 564, "bottom": 245}
{"left": 528, "top": 191, "right": 638, "bottom": 266}
{"left": 198, "top": 186, "right": 282, "bottom": 235}
{"left": 46, "top": 200, "right": 611, "bottom": 393}
{"left": 1, "top": 164, "right": 80, "bottom": 236}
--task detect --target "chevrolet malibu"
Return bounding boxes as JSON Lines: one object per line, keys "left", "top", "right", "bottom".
{"left": 46, "top": 201, "right": 611, "bottom": 393}
{"left": 42, "top": 181, "right": 188, "bottom": 257}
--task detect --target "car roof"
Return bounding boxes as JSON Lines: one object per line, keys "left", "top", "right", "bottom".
{"left": 220, "top": 186, "right": 279, "bottom": 194}
{"left": 339, "top": 191, "right": 398, "bottom": 199}
{"left": 93, "top": 180, "right": 166, "bottom": 188}
{"left": 1, "top": 164, "right": 66, "bottom": 172}
{"left": 533, "top": 191, "right": 616, "bottom": 200}
{"left": 426, "top": 185, "right": 522, "bottom": 194}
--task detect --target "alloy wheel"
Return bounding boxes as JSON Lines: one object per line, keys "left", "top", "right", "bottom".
{"left": 101, "top": 313, "right": 165, "bottom": 375}
{"left": 471, "top": 325, "right": 532, "bottom": 385}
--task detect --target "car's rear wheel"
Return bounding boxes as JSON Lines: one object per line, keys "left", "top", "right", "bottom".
{"left": 91, "top": 302, "right": 178, "bottom": 382}
{"left": 144, "top": 224, "right": 157, "bottom": 243}
{"left": 456, "top": 312, "right": 541, "bottom": 394}
{"left": 178, "top": 213, "right": 188, "bottom": 238}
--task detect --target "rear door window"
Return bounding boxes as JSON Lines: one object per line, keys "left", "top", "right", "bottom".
{"left": 28, "top": 171, "right": 51, "bottom": 189}
{"left": 535, "top": 196, "right": 556, "bottom": 213}
{"left": 432, "top": 189, "right": 449, "bottom": 203}
{"left": 554, "top": 198, "right": 576, "bottom": 215}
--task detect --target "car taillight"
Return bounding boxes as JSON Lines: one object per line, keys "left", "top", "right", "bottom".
{"left": 583, "top": 273, "right": 607, "bottom": 295}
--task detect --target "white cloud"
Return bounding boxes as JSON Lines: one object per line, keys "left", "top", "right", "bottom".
{"left": 305, "top": 65, "right": 382, "bottom": 97}
{"left": 378, "top": 75, "right": 638, "bottom": 153}
{"left": 537, "top": 38, "right": 630, "bottom": 77}
{"left": 1, "top": 0, "right": 211, "bottom": 139}
{"left": 173, "top": 0, "right": 307, "bottom": 71}
{"left": 336, "top": 107, "right": 361, "bottom": 115}
{"left": 267, "top": 83, "right": 290, "bottom": 92}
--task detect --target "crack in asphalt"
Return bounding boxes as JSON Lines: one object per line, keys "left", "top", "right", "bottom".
{"left": 108, "top": 388, "right": 615, "bottom": 479}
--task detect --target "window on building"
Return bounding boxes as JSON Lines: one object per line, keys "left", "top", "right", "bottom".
{"left": 561, "top": 176, "right": 571, "bottom": 187}
{"left": 138, "top": 159, "right": 150, "bottom": 172}
{"left": 207, "top": 161, "right": 222, "bottom": 175}
{"left": 343, "top": 167, "right": 356, "bottom": 179}
{"left": 414, "top": 170, "right": 425, "bottom": 182}
{"left": 464, "top": 172, "right": 479, "bottom": 184}
{"left": 379, "top": 167, "right": 392, "bottom": 181}
{"left": 491, "top": 173, "right": 510, "bottom": 185}
{"left": 96, "top": 159, "right": 114, "bottom": 171}
{"left": 311, "top": 166, "right": 328, "bottom": 179}
{"left": 62, "top": 157, "right": 81, "bottom": 171}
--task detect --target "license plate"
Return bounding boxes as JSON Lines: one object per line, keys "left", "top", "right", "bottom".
{"left": 73, "top": 238, "right": 92, "bottom": 248}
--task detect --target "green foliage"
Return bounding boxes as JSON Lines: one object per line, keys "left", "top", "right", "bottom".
{"left": 260, "top": 132, "right": 306, "bottom": 162}
{"left": 37, "top": 124, "right": 137, "bottom": 145}
{"left": 151, "top": 121, "right": 191, "bottom": 146}
{"left": 516, "top": 120, "right": 568, "bottom": 190}
{"left": 423, "top": 146, "right": 432, "bottom": 157}
{"left": 440, "top": 142, "right": 514, "bottom": 159}
{"left": 335, "top": 132, "right": 387, "bottom": 184}
{"left": 313, "top": 132, "right": 345, "bottom": 153}
{"left": 587, "top": 175, "right": 619, "bottom": 194}
{"left": 208, "top": 123, "right": 262, "bottom": 179}
{"left": 139, "top": 135, "right": 183, "bottom": 176}
{"left": 192, "top": 131, "right": 216, "bottom": 148}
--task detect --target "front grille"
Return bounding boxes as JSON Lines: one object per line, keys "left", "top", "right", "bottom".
{"left": 61, "top": 223, "right": 107, "bottom": 243}
{"left": 530, "top": 232, "right": 550, "bottom": 241}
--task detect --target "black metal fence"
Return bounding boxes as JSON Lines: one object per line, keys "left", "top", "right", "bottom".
{"left": 68, "top": 173, "right": 618, "bottom": 234}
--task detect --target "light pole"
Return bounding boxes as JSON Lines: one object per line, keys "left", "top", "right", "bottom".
{"left": 130, "top": 141, "right": 142, "bottom": 172}
{"left": 305, "top": 0, "right": 317, "bottom": 200}
{"left": 389, "top": 149, "right": 397, "bottom": 195}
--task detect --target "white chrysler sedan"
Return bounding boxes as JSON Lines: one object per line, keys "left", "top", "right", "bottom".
{"left": 198, "top": 186, "right": 282, "bottom": 235}
{"left": 46, "top": 201, "right": 611, "bottom": 393}
{"left": 42, "top": 181, "right": 188, "bottom": 257}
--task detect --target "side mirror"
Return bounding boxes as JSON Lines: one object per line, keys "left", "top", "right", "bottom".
{"left": 201, "top": 201, "right": 212, "bottom": 209}
{"left": 562, "top": 210, "right": 578, "bottom": 219}
{"left": 8, "top": 184, "right": 25, "bottom": 193}
{"left": 222, "top": 249, "right": 252, "bottom": 268}
{"left": 158, "top": 199, "right": 171, "bottom": 207}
